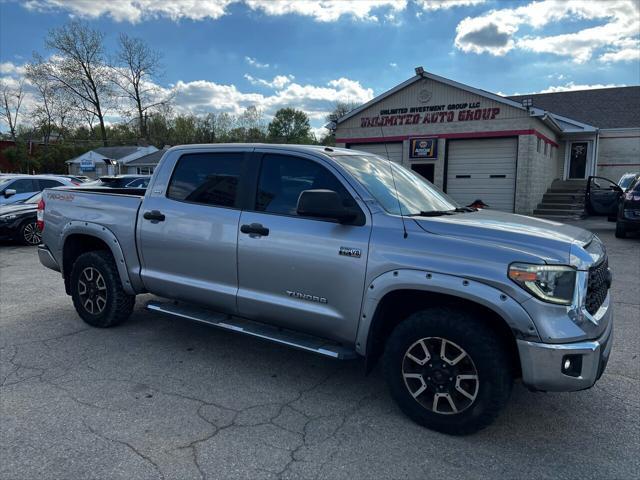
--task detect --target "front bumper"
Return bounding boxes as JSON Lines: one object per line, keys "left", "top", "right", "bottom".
{"left": 38, "top": 245, "right": 60, "bottom": 272}
{"left": 517, "top": 301, "right": 613, "bottom": 392}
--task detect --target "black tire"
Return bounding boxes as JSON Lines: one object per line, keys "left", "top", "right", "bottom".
{"left": 19, "top": 219, "right": 41, "bottom": 246}
{"left": 615, "top": 221, "right": 626, "bottom": 238}
{"left": 383, "top": 307, "right": 512, "bottom": 435}
{"left": 70, "top": 250, "right": 135, "bottom": 327}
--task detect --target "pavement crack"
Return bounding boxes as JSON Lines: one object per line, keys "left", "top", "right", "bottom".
{"left": 83, "top": 420, "right": 166, "bottom": 480}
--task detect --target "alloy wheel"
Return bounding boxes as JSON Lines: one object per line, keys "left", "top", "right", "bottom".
{"left": 77, "top": 267, "right": 108, "bottom": 315}
{"left": 402, "top": 337, "right": 479, "bottom": 415}
{"left": 23, "top": 222, "right": 41, "bottom": 245}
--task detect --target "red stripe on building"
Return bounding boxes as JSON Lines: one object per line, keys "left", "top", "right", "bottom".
{"left": 597, "top": 163, "right": 640, "bottom": 167}
{"left": 337, "top": 129, "right": 559, "bottom": 148}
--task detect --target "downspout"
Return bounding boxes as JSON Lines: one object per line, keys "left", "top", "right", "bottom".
{"left": 593, "top": 130, "right": 600, "bottom": 176}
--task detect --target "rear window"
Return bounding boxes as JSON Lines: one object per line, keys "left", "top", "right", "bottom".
{"left": 167, "top": 152, "right": 243, "bottom": 208}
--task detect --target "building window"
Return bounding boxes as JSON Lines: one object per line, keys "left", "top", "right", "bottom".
{"left": 544, "top": 142, "right": 548, "bottom": 156}
{"left": 536, "top": 137, "right": 541, "bottom": 153}
{"left": 136, "top": 167, "right": 155, "bottom": 175}
{"left": 550, "top": 146, "right": 555, "bottom": 159}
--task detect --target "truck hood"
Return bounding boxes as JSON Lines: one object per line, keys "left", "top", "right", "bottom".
{"left": 413, "top": 209, "right": 593, "bottom": 265}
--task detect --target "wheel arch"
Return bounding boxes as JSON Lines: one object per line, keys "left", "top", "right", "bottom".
{"left": 357, "top": 269, "right": 540, "bottom": 375}
{"left": 61, "top": 224, "right": 135, "bottom": 295}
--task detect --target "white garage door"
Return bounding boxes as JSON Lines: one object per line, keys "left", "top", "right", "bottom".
{"left": 446, "top": 138, "right": 517, "bottom": 212}
{"left": 348, "top": 142, "right": 403, "bottom": 163}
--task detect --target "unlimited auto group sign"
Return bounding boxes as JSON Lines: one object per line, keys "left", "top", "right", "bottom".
{"left": 359, "top": 89, "right": 501, "bottom": 128}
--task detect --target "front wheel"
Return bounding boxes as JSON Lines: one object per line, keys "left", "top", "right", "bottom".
{"left": 70, "top": 251, "right": 135, "bottom": 327}
{"left": 383, "top": 307, "right": 512, "bottom": 435}
{"left": 19, "top": 220, "right": 41, "bottom": 246}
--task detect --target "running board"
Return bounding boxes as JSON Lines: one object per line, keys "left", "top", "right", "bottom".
{"left": 146, "top": 301, "right": 358, "bottom": 360}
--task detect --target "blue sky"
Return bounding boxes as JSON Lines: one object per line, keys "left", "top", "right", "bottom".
{"left": 1, "top": 0, "right": 639, "bottom": 136}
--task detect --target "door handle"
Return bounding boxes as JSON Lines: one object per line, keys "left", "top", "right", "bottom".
{"left": 143, "top": 210, "right": 165, "bottom": 222}
{"left": 240, "top": 223, "right": 269, "bottom": 236}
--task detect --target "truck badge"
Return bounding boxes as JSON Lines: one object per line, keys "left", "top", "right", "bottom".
{"left": 339, "top": 247, "right": 361, "bottom": 258}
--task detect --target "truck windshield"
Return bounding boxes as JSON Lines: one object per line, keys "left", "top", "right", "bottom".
{"left": 332, "top": 154, "right": 458, "bottom": 216}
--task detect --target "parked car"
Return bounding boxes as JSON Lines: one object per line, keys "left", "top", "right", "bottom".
{"left": 617, "top": 172, "right": 640, "bottom": 191}
{"left": 82, "top": 175, "right": 151, "bottom": 189}
{"left": 615, "top": 176, "right": 640, "bottom": 238}
{"left": 45, "top": 174, "right": 91, "bottom": 184}
{"left": 0, "top": 175, "right": 76, "bottom": 205}
{"left": 0, "top": 191, "right": 42, "bottom": 245}
{"left": 37, "top": 144, "right": 612, "bottom": 435}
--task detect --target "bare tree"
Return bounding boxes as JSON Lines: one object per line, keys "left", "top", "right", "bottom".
{"left": 35, "top": 21, "right": 112, "bottom": 146}
{"left": 1, "top": 79, "right": 25, "bottom": 141}
{"left": 26, "top": 63, "right": 75, "bottom": 145}
{"left": 112, "top": 33, "right": 173, "bottom": 141}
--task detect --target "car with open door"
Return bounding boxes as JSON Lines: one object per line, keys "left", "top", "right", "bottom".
{"left": 615, "top": 176, "right": 640, "bottom": 238}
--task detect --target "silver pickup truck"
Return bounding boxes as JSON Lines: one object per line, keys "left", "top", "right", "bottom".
{"left": 38, "top": 144, "right": 613, "bottom": 434}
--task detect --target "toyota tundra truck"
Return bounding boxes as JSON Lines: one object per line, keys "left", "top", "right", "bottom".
{"left": 37, "top": 144, "right": 613, "bottom": 434}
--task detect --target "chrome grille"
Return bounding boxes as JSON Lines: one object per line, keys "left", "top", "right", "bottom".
{"left": 586, "top": 257, "right": 609, "bottom": 315}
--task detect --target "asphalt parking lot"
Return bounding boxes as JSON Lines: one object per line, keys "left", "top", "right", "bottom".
{"left": 1, "top": 217, "right": 638, "bottom": 480}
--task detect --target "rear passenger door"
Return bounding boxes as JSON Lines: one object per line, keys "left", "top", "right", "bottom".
{"left": 138, "top": 150, "right": 249, "bottom": 314}
{"left": 236, "top": 151, "right": 372, "bottom": 344}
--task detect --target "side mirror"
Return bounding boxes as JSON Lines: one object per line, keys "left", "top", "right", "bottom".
{"left": 297, "top": 189, "right": 358, "bottom": 224}
{"left": 3, "top": 189, "right": 16, "bottom": 198}
{"left": 610, "top": 185, "right": 622, "bottom": 192}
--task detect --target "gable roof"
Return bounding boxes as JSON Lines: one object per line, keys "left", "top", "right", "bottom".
{"left": 126, "top": 148, "right": 167, "bottom": 166}
{"left": 508, "top": 87, "right": 640, "bottom": 129}
{"left": 92, "top": 146, "right": 143, "bottom": 159}
{"left": 336, "top": 71, "right": 527, "bottom": 125}
{"left": 67, "top": 145, "right": 158, "bottom": 164}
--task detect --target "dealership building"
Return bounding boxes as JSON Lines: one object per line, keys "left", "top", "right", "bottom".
{"left": 335, "top": 68, "right": 640, "bottom": 214}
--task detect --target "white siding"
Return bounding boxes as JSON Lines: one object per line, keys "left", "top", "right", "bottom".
{"left": 348, "top": 142, "right": 403, "bottom": 163}
{"left": 446, "top": 138, "right": 517, "bottom": 212}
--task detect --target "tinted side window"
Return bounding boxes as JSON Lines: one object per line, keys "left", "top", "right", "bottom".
{"left": 167, "top": 153, "right": 242, "bottom": 208}
{"left": 256, "top": 154, "right": 352, "bottom": 216}
{"left": 38, "top": 179, "right": 63, "bottom": 189}
{"left": 8, "top": 179, "right": 35, "bottom": 193}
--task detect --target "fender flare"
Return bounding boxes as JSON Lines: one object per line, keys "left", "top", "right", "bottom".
{"left": 355, "top": 269, "right": 541, "bottom": 357}
{"left": 59, "top": 221, "right": 136, "bottom": 295}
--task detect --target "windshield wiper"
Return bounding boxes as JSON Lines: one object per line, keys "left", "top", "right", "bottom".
{"left": 407, "top": 210, "right": 457, "bottom": 217}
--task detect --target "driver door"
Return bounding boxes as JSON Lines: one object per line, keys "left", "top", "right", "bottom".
{"left": 587, "top": 176, "right": 622, "bottom": 216}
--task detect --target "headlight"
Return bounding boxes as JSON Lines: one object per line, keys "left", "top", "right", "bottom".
{"left": 508, "top": 263, "right": 576, "bottom": 305}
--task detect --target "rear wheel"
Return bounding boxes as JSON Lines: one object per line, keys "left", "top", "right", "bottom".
{"left": 19, "top": 220, "right": 41, "bottom": 246}
{"left": 615, "top": 221, "right": 626, "bottom": 238}
{"left": 70, "top": 251, "right": 135, "bottom": 327}
{"left": 383, "top": 307, "right": 512, "bottom": 435}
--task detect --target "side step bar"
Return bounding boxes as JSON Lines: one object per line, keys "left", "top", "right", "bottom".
{"left": 146, "top": 300, "right": 358, "bottom": 360}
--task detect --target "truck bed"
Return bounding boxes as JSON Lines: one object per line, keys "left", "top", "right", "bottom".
{"left": 41, "top": 187, "right": 146, "bottom": 291}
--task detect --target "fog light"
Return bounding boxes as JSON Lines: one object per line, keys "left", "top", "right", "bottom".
{"left": 561, "top": 354, "right": 583, "bottom": 377}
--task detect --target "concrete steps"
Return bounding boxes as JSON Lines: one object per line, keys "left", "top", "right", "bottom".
{"left": 533, "top": 179, "right": 587, "bottom": 220}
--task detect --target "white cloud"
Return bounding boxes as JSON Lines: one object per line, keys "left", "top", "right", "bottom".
{"left": 417, "top": 0, "right": 485, "bottom": 11}
{"left": 0, "top": 62, "right": 27, "bottom": 76}
{"left": 499, "top": 82, "right": 627, "bottom": 96}
{"left": 536, "top": 82, "right": 627, "bottom": 94}
{"left": 389, "top": 62, "right": 398, "bottom": 68}
{"left": 454, "top": 0, "right": 640, "bottom": 63}
{"left": 244, "top": 56, "right": 270, "bottom": 69}
{"left": 244, "top": 74, "right": 295, "bottom": 89}
{"left": 23, "top": 0, "right": 409, "bottom": 23}
{"left": 244, "top": 0, "right": 407, "bottom": 22}
{"left": 23, "top": 0, "right": 234, "bottom": 22}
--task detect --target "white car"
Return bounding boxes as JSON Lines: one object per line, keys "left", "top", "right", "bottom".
{"left": 0, "top": 175, "right": 76, "bottom": 205}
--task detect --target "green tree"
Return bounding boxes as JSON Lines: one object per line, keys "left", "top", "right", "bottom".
{"left": 267, "top": 108, "right": 312, "bottom": 144}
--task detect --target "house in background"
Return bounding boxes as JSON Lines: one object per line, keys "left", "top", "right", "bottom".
{"left": 124, "top": 147, "right": 169, "bottom": 175}
{"left": 67, "top": 146, "right": 158, "bottom": 178}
